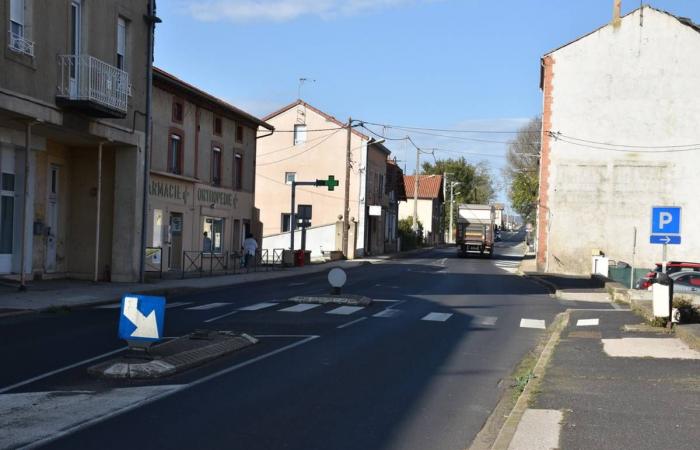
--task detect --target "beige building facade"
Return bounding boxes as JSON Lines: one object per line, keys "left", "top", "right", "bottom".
{"left": 1, "top": 0, "right": 150, "bottom": 282}
{"left": 256, "top": 100, "right": 393, "bottom": 257}
{"left": 399, "top": 174, "right": 444, "bottom": 245}
{"left": 148, "top": 69, "right": 272, "bottom": 273}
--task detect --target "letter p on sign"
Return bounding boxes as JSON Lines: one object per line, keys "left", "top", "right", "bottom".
{"left": 659, "top": 212, "right": 673, "bottom": 229}
{"left": 651, "top": 206, "right": 681, "bottom": 235}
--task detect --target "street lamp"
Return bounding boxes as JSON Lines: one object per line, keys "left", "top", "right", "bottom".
{"left": 449, "top": 182, "right": 461, "bottom": 244}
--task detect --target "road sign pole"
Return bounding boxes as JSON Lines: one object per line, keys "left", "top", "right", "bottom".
{"left": 630, "top": 226, "right": 637, "bottom": 289}
{"left": 290, "top": 182, "right": 296, "bottom": 252}
{"left": 662, "top": 243, "right": 668, "bottom": 265}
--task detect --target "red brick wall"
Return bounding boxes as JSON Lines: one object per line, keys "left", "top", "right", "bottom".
{"left": 537, "top": 55, "right": 555, "bottom": 271}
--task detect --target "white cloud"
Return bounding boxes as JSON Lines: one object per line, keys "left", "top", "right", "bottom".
{"left": 185, "top": 0, "right": 426, "bottom": 23}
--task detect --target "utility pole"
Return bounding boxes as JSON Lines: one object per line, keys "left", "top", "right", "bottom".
{"left": 412, "top": 146, "right": 420, "bottom": 232}
{"left": 342, "top": 117, "right": 352, "bottom": 258}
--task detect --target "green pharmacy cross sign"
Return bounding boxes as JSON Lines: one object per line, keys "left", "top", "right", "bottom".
{"left": 316, "top": 175, "right": 340, "bottom": 191}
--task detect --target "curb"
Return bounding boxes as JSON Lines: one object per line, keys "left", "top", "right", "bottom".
{"left": 488, "top": 311, "right": 570, "bottom": 450}
{"left": 518, "top": 273, "right": 557, "bottom": 294}
{"left": 290, "top": 295, "right": 372, "bottom": 306}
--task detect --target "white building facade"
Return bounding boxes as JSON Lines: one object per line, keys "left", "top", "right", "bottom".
{"left": 537, "top": 7, "right": 700, "bottom": 275}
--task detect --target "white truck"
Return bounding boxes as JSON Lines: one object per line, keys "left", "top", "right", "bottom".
{"left": 456, "top": 204, "right": 496, "bottom": 257}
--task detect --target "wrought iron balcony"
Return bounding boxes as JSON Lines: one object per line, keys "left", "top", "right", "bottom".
{"left": 56, "top": 54, "right": 130, "bottom": 118}
{"left": 8, "top": 31, "right": 34, "bottom": 56}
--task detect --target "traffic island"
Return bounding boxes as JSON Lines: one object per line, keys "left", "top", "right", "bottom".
{"left": 289, "top": 294, "right": 372, "bottom": 306}
{"left": 88, "top": 331, "right": 258, "bottom": 379}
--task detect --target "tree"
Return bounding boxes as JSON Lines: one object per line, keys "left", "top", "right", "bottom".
{"left": 421, "top": 157, "right": 495, "bottom": 205}
{"left": 504, "top": 117, "right": 541, "bottom": 224}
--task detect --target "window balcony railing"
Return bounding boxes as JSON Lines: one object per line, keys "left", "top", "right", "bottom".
{"left": 8, "top": 31, "right": 34, "bottom": 56}
{"left": 56, "top": 54, "right": 130, "bottom": 118}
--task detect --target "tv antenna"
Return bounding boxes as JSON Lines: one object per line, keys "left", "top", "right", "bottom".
{"left": 298, "top": 77, "right": 316, "bottom": 100}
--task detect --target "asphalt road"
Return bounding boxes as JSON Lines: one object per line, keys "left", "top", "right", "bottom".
{"left": 1, "top": 232, "right": 571, "bottom": 450}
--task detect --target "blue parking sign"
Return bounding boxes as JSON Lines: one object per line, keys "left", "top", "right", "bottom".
{"left": 651, "top": 206, "right": 681, "bottom": 235}
{"left": 118, "top": 294, "right": 165, "bottom": 342}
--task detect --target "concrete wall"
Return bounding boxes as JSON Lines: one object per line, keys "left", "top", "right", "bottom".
{"left": 539, "top": 7, "right": 700, "bottom": 274}
{"left": 262, "top": 222, "right": 339, "bottom": 258}
{"left": 255, "top": 104, "right": 366, "bottom": 238}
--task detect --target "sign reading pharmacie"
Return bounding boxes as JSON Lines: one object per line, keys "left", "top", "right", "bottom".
{"left": 149, "top": 177, "right": 192, "bottom": 205}
{"left": 196, "top": 184, "right": 239, "bottom": 209}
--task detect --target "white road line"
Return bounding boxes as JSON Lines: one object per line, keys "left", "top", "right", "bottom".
{"left": 520, "top": 318, "right": 546, "bottom": 329}
{"left": 185, "top": 302, "right": 229, "bottom": 311}
{"left": 93, "top": 304, "right": 121, "bottom": 309}
{"left": 421, "top": 312, "right": 453, "bottom": 322}
{"left": 279, "top": 304, "right": 321, "bottom": 313}
{"left": 253, "top": 334, "right": 318, "bottom": 338}
{"left": 576, "top": 318, "right": 600, "bottom": 327}
{"left": 0, "top": 347, "right": 127, "bottom": 395}
{"left": 373, "top": 299, "right": 400, "bottom": 303}
{"left": 475, "top": 315, "right": 498, "bottom": 326}
{"left": 327, "top": 306, "right": 364, "bottom": 315}
{"left": 203, "top": 310, "right": 239, "bottom": 323}
{"left": 166, "top": 302, "right": 193, "bottom": 309}
{"left": 337, "top": 317, "right": 368, "bottom": 329}
{"left": 22, "top": 336, "right": 320, "bottom": 449}
{"left": 239, "top": 302, "right": 277, "bottom": 311}
{"left": 373, "top": 309, "right": 401, "bottom": 318}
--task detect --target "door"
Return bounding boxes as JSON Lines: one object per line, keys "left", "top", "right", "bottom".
{"left": 45, "top": 165, "right": 59, "bottom": 273}
{"left": 0, "top": 150, "right": 16, "bottom": 273}
{"left": 69, "top": 0, "right": 81, "bottom": 97}
{"left": 168, "top": 212, "right": 183, "bottom": 270}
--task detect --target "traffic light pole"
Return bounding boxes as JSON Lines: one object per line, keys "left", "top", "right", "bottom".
{"left": 290, "top": 177, "right": 340, "bottom": 253}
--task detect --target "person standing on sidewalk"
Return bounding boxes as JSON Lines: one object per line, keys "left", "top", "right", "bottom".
{"left": 243, "top": 233, "right": 258, "bottom": 269}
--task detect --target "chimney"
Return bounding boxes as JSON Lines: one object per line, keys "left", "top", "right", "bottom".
{"left": 612, "top": 0, "right": 622, "bottom": 27}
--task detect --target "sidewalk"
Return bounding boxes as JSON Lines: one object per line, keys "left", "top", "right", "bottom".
{"left": 506, "top": 309, "right": 700, "bottom": 450}
{"left": 0, "top": 259, "right": 367, "bottom": 316}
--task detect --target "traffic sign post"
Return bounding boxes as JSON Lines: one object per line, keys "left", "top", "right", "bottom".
{"left": 118, "top": 294, "right": 165, "bottom": 352}
{"left": 649, "top": 206, "right": 682, "bottom": 263}
{"left": 290, "top": 176, "right": 340, "bottom": 253}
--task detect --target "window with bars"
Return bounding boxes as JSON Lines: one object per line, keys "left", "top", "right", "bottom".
{"left": 211, "top": 146, "right": 221, "bottom": 186}
{"left": 234, "top": 153, "right": 243, "bottom": 190}
{"left": 168, "top": 134, "right": 182, "bottom": 175}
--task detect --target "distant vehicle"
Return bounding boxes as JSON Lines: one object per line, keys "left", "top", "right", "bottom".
{"left": 456, "top": 204, "right": 495, "bottom": 258}
{"left": 635, "top": 261, "right": 700, "bottom": 289}
{"left": 669, "top": 271, "right": 700, "bottom": 294}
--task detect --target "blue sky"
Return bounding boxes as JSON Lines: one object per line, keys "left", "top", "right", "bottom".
{"left": 155, "top": 1, "right": 700, "bottom": 205}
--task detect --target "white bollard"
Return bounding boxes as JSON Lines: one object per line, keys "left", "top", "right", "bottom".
{"left": 652, "top": 282, "right": 670, "bottom": 317}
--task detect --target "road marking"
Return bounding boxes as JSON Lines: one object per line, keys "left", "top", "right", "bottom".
{"left": 279, "top": 304, "right": 321, "bottom": 313}
{"left": 19, "top": 336, "right": 320, "bottom": 449}
{"left": 203, "top": 310, "right": 239, "bottom": 323}
{"left": 254, "top": 334, "right": 319, "bottom": 338}
{"left": 520, "top": 318, "right": 546, "bottom": 329}
{"left": 373, "top": 309, "right": 401, "bottom": 318}
{"left": 327, "top": 306, "right": 364, "bottom": 315}
{"left": 185, "top": 302, "right": 229, "bottom": 311}
{"left": 166, "top": 301, "right": 193, "bottom": 309}
{"left": 337, "top": 317, "right": 368, "bottom": 329}
{"left": 93, "top": 303, "right": 121, "bottom": 309}
{"left": 611, "top": 302, "right": 623, "bottom": 310}
{"left": 373, "top": 299, "right": 400, "bottom": 303}
{"left": 239, "top": 302, "right": 277, "bottom": 311}
{"left": 474, "top": 315, "right": 498, "bottom": 326}
{"left": 421, "top": 312, "right": 453, "bottom": 322}
{"left": 0, "top": 347, "right": 127, "bottom": 395}
{"left": 576, "top": 318, "right": 599, "bottom": 327}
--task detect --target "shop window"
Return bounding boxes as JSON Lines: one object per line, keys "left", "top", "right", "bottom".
{"left": 152, "top": 209, "right": 163, "bottom": 247}
{"left": 203, "top": 217, "right": 224, "bottom": 253}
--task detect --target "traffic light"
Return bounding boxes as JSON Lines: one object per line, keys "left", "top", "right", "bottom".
{"left": 315, "top": 175, "right": 340, "bottom": 191}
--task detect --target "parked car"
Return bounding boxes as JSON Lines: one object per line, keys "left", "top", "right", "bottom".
{"left": 635, "top": 261, "right": 700, "bottom": 289}
{"left": 669, "top": 271, "right": 700, "bottom": 294}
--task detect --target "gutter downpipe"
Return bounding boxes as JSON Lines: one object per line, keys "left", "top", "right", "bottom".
{"left": 139, "top": 1, "right": 161, "bottom": 283}
{"left": 93, "top": 142, "right": 105, "bottom": 282}
{"left": 19, "top": 121, "right": 37, "bottom": 291}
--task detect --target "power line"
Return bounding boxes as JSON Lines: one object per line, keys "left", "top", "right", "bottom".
{"left": 550, "top": 131, "right": 700, "bottom": 151}
{"left": 257, "top": 132, "right": 336, "bottom": 157}
{"left": 256, "top": 125, "right": 347, "bottom": 133}
{"left": 257, "top": 130, "right": 342, "bottom": 166}
{"left": 257, "top": 173, "right": 342, "bottom": 200}
{"left": 360, "top": 120, "right": 540, "bottom": 134}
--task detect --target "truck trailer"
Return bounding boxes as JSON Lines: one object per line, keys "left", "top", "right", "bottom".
{"left": 456, "top": 204, "right": 495, "bottom": 257}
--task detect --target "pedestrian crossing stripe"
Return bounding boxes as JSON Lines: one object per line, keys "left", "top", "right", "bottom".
{"left": 421, "top": 312, "right": 453, "bottom": 322}
{"left": 185, "top": 302, "right": 229, "bottom": 311}
{"left": 279, "top": 303, "right": 321, "bottom": 313}
{"left": 327, "top": 306, "right": 364, "bottom": 315}
{"left": 239, "top": 302, "right": 277, "bottom": 311}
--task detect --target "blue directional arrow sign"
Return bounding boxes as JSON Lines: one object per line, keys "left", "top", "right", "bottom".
{"left": 118, "top": 294, "right": 165, "bottom": 342}
{"left": 650, "top": 206, "right": 681, "bottom": 245}
{"left": 650, "top": 235, "right": 681, "bottom": 245}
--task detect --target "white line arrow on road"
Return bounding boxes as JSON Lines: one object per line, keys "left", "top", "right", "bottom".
{"left": 123, "top": 296, "right": 159, "bottom": 339}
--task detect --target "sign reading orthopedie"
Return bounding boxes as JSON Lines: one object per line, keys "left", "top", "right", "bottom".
{"left": 650, "top": 206, "right": 681, "bottom": 245}
{"left": 118, "top": 294, "right": 165, "bottom": 342}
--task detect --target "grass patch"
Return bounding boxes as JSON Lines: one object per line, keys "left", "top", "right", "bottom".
{"left": 510, "top": 351, "right": 538, "bottom": 401}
